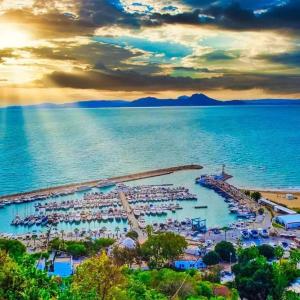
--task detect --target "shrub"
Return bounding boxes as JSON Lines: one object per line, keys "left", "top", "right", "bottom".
{"left": 215, "top": 241, "right": 236, "bottom": 263}
{"left": 203, "top": 251, "right": 220, "bottom": 266}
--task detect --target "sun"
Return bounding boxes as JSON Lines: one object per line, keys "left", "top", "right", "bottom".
{"left": 0, "top": 24, "right": 32, "bottom": 49}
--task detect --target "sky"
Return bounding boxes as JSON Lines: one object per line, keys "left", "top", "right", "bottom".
{"left": 0, "top": 0, "right": 300, "bottom": 105}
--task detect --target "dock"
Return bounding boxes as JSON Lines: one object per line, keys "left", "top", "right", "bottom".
{"left": 118, "top": 191, "right": 145, "bottom": 243}
{"left": 0, "top": 164, "right": 202, "bottom": 202}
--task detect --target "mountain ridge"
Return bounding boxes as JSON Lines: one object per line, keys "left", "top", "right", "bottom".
{"left": 4, "top": 93, "right": 300, "bottom": 109}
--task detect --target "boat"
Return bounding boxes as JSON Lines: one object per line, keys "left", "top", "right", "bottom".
{"left": 241, "top": 229, "right": 250, "bottom": 239}
{"left": 259, "top": 229, "right": 269, "bottom": 238}
{"left": 138, "top": 218, "right": 147, "bottom": 229}
{"left": 250, "top": 229, "right": 259, "bottom": 238}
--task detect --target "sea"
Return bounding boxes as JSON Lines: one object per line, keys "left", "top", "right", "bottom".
{"left": 0, "top": 105, "right": 299, "bottom": 234}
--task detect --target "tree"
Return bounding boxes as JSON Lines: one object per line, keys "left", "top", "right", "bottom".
{"left": 251, "top": 191, "right": 262, "bottom": 202}
{"left": 72, "top": 251, "right": 126, "bottom": 300}
{"left": 258, "top": 207, "right": 265, "bottom": 215}
{"left": 274, "top": 246, "right": 284, "bottom": 261}
{"left": 141, "top": 232, "right": 187, "bottom": 269}
{"left": 0, "top": 239, "right": 26, "bottom": 259}
{"left": 244, "top": 190, "right": 251, "bottom": 196}
{"left": 214, "top": 241, "right": 236, "bottom": 263}
{"left": 126, "top": 231, "right": 139, "bottom": 240}
{"left": 112, "top": 246, "right": 142, "bottom": 267}
{"left": 258, "top": 244, "right": 275, "bottom": 260}
{"left": 66, "top": 242, "right": 87, "bottom": 257}
{"left": 202, "top": 251, "right": 220, "bottom": 266}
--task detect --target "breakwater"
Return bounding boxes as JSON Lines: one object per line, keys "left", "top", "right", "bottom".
{"left": 0, "top": 164, "right": 202, "bottom": 203}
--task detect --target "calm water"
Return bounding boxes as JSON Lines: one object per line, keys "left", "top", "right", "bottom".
{"left": 0, "top": 106, "right": 299, "bottom": 234}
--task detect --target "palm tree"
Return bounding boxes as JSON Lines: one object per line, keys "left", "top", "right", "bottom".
{"left": 74, "top": 228, "right": 79, "bottom": 241}
{"left": 221, "top": 226, "right": 230, "bottom": 241}
{"left": 146, "top": 225, "right": 153, "bottom": 237}
{"left": 115, "top": 226, "right": 120, "bottom": 238}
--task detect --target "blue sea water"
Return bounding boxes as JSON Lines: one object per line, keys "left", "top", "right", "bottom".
{"left": 0, "top": 106, "right": 299, "bottom": 234}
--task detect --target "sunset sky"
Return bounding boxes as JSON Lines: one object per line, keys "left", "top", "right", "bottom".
{"left": 0, "top": 0, "right": 300, "bottom": 106}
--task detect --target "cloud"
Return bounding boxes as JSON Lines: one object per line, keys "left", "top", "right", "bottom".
{"left": 41, "top": 68, "right": 300, "bottom": 94}
{"left": 257, "top": 50, "right": 300, "bottom": 67}
{"left": 0, "top": 49, "right": 19, "bottom": 62}
{"left": 149, "top": 0, "right": 300, "bottom": 33}
{"left": 201, "top": 50, "right": 240, "bottom": 61}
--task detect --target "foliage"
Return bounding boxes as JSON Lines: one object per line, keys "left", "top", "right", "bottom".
{"left": 66, "top": 243, "right": 87, "bottom": 258}
{"left": 233, "top": 246, "right": 300, "bottom": 300}
{"left": 0, "top": 250, "right": 61, "bottom": 300}
{"left": 112, "top": 245, "right": 142, "bottom": 267}
{"left": 237, "top": 246, "right": 259, "bottom": 263}
{"left": 49, "top": 237, "right": 115, "bottom": 257}
{"left": 71, "top": 251, "right": 126, "bottom": 300}
{"left": 258, "top": 244, "right": 275, "bottom": 260}
{"left": 0, "top": 238, "right": 26, "bottom": 259}
{"left": 244, "top": 190, "right": 251, "bottom": 196}
{"left": 274, "top": 246, "right": 284, "bottom": 260}
{"left": 258, "top": 207, "right": 265, "bottom": 215}
{"left": 126, "top": 231, "right": 139, "bottom": 240}
{"left": 251, "top": 191, "right": 262, "bottom": 201}
{"left": 203, "top": 251, "right": 220, "bottom": 266}
{"left": 141, "top": 232, "right": 187, "bottom": 269}
{"left": 214, "top": 241, "right": 236, "bottom": 263}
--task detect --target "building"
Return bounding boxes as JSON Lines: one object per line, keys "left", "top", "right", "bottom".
{"left": 286, "top": 193, "right": 295, "bottom": 200}
{"left": 275, "top": 214, "right": 300, "bottom": 229}
{"left": 174, "top": 255, "right": 206, "bottom": 270}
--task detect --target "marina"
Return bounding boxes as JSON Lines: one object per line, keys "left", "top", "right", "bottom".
{"left": 0, "top": 168, "right": 237, "bottom": 238}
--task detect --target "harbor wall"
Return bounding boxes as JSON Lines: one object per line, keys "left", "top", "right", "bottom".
{"left": 0, "top": 164, "right": 202, "bottom": 201}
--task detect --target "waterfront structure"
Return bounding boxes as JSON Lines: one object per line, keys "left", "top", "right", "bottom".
{"left": 275, "top": 214, "right": 300, "bottom": 229}
{"left": 174, "top": 257, "right": 206, "bottom": 270}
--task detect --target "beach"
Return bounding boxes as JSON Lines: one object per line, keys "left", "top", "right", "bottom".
{"left": 250, "top": 189, "right": 300, "bottom": 210}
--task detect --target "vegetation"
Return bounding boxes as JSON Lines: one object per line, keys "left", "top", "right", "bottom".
{"left": 49, "top": 237, "right": 115, "bottom": 257}
{"left": 233, "top": 246, "right": 300, "bottom": 300}
{"left": 250, "top": 191, "right": 262, "bottom": 201}
{"left": 258, "top": 207, "right": 265, "bottom": 215}
{"left": 1, "top": 236, "right": 300, "bottom": 300}
{"left": 214, "top": 241, "right": 236, "bottom": 263}
{"left": 202, "top": 251, "right": 220, "bottom": 266}
{"left": 141, "top": 232, "right": 187, "bottom": 269}
{"left": 257, "top": 244, "right": 275, "bottom": 260}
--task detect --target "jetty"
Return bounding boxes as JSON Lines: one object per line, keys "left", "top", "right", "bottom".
{"left": 119, "top": 191, "right": 144, "bottom": 243}
{"left": 0, "top": 164, "right": 202, "bottom": 203}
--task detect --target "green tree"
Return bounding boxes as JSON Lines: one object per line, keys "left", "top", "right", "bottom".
{"left": 72, "top": 251, "right": 126, "bottom": 300}
{"left": 251, "top": 191, "right": 262, "bottom": 202}
{"left": 237, "top": 246, "right": 259, "bottom": 263}
{"left": 141, "top": 232, "right": 187, "bottom": 269}
{"left": 0, "top": 238, "right": 26, "bottom": 259}
{"left": 112, "top": 246, "right": 142, "bottom": 267}
{"left": 274, "top": 246, "right": 284, "bottom": 261}
{"left": 202, "top": 251, "right": 220, "bottom": 266}
{"left": 66, "top": 243, "right": 87, "bottom": 257}
{"left": 126, "top": 231, "right": 139, "bottom": 240}
{"left": 215, "top": 241, "right": 236, "bottom": 263}
{"left": 258, "top": 244, "right": 275, "bottom": 260}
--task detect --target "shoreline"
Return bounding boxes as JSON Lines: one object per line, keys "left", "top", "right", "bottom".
{"left": 248, "top": 189, "right": 300, "bottom": 210}
{"left": 0, "top": 164, "right": 202, "bottom": 202}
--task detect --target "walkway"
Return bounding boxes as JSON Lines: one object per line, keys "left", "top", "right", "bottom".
{"left": 118, "top": 191, "right": 145, "bottom": 243}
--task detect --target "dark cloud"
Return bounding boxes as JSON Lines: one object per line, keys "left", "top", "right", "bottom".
{"left": 42, "top": 68, "right": 300, "bottom": 94}
{"left": 0, "top": 9, "right": 95, "bottom": 39}
{"left": 151, "top": 0, "right": 300, "bottom": 32}
{"left": 79, "top": 0, "right": 141, "bottom": 27}
{"left": 257, "top": 50, "right": 300, "bottom": 67}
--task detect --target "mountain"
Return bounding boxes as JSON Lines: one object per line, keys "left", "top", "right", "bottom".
{"left": 4, "top": 93, "right": 300, "bottom": 109}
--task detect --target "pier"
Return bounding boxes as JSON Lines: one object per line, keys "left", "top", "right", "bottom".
{"left": 118, "top": 191, "right": 144, "bottom": 243}
{"left": 0, "top": 164, "right": 202, "bottom": 203}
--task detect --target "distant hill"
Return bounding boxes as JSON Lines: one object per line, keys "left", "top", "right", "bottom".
{"left": 4, "top": 93, "right": 300, "bottom": 109}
